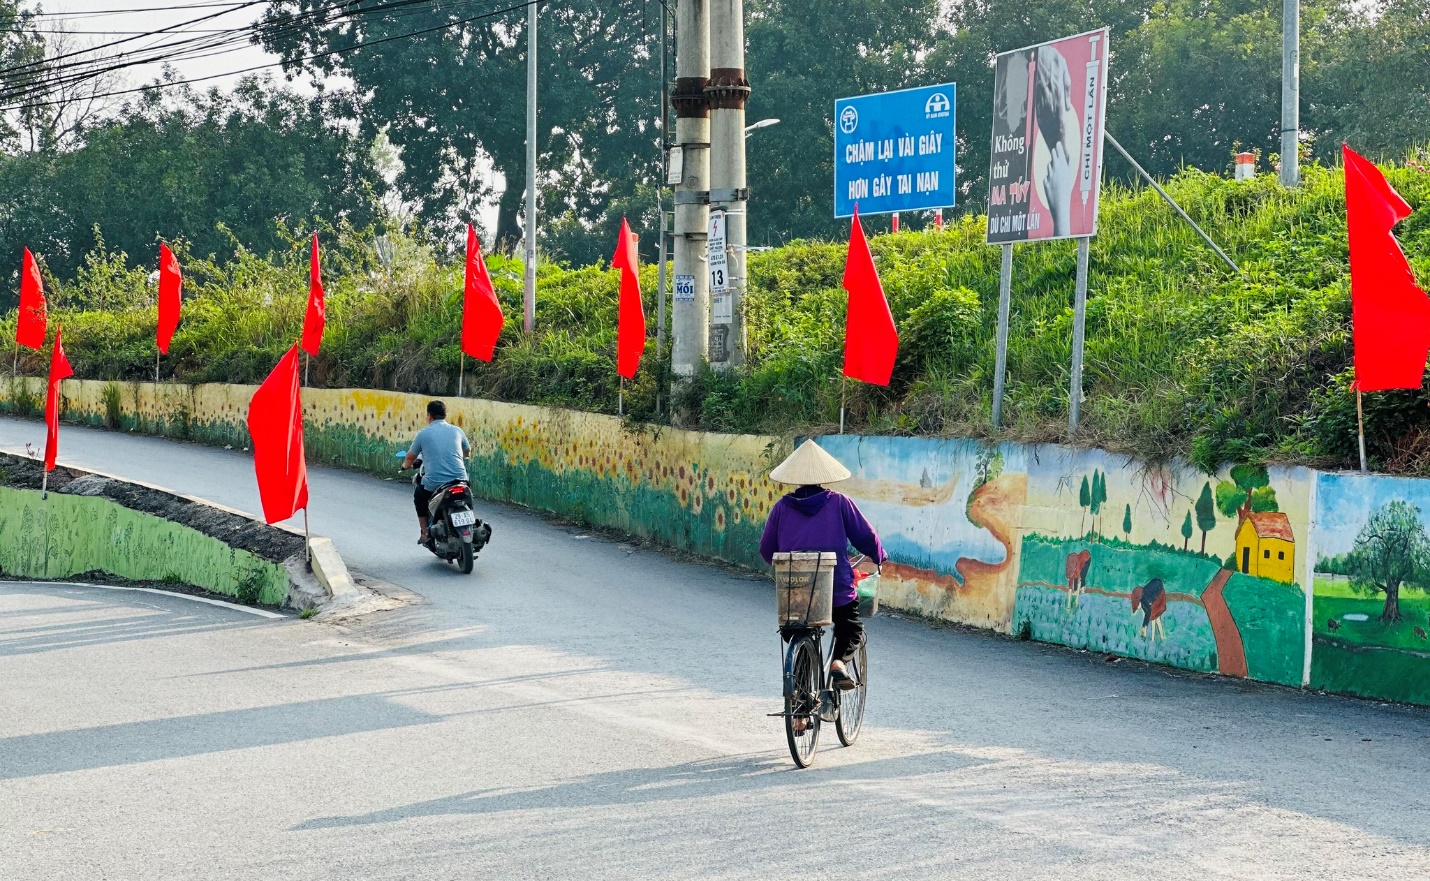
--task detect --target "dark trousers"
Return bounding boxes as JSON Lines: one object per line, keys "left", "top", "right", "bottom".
{"left": 414, "top": 484, "right": 434, "bottom": 518}
{"left": 831, "top": 599, "right": 864, "bottom": 664}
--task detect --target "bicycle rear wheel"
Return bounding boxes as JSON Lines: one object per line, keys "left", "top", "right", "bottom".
{"left": 836, "top": 640, "right": 867, "bottom": 746}
{"left": 783, "top": 633, "right": 822, "bottom": 768}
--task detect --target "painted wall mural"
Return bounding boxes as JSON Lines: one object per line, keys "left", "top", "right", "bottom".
{"left": 10, "top": 375, "right": 1430, "bottom": 706}
{"left": 820, "top": 435, "right": 1311, "bottom": 687}
{"left": 1312, "top": 472, "right": 1430, "bottom": 705}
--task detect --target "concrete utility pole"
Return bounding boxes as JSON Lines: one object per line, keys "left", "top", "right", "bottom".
{"left": 671, "top": 0, "right": 711, "bottom": 377}
{"left": 1280, "top": 0, "right": 1300, "bottom": 187}
{"left": 707, "top": 0, "right": 748, "bottom": 369}
{"left": 523, "top": 0, "right": 538, "bottom": 334}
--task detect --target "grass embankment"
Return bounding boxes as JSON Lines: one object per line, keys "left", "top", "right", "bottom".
{"left": 4, "top": 158, "right": 1429, "bottom": 472}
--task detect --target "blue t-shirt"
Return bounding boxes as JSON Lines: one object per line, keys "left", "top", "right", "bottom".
{"left": 408, "top": 420, "right": 471, "bottom": 490}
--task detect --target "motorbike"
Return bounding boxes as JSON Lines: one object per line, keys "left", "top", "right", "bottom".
{"left": 397, "top": 452, "right": 492, "bottom": 574}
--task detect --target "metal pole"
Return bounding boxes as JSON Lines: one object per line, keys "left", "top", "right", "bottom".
{"left": 1357, "top": 389, "right": 1368, "bottom": 473}
{"left": 992, "top": 243, "right": 1013, "bottom": 430}
{"left": 458, "top": 356, "right": 465, "bottom": 397}
{"left": 1280, "top": 0, "right": 1300, "bottom": 187}
{"left": 1068, "top": 237, "right": 1090, "bottom": 436}
{"left": 671, "top": 0, "right": 711, "bottom": 379}
{"left": 1105, "top": 133, "right": 1240, "bottom": 273}
{"left": 523, "top": 0, "right": 538, "bottom": 336}
{"left": 154, "top": 350, "right": 160, "bottom": 387}
{"left": 655, "top": 0, "right": 669, "bottom": 414}
{"left": 708, "top": 0, "right": 748, "bottom": 369}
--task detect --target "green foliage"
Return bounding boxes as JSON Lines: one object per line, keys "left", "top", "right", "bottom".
{"left": 6, "top": 154, "right": 1430, "bottom": 473}
{"left": 1079, "top": 475, "right": 1090, "bottom": 509}
{"left": 1217, "top": 464, "right": 1278, "bottom": 519}
{"left": 0, "top": 80, "right": 384, "bottom": 297}
{"left": 1122, "top": 503, "right": 1133, "bottom": 536}
{"left": 101, "top": 382, "right": 122, "bottom": 430}
{"left": 1181, "top": 511, "right": 1194, "bottom": 548}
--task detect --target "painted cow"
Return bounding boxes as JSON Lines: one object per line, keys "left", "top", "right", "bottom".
{"left": 1065, "top": 549, "right": 1092, "bottom": 611}
{"left": 1130, "top": 578, "right": 1168, "bottom": 641}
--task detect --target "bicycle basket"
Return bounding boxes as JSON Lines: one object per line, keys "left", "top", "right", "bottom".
{"left": 772, "top": 551, "right": 836, "bottom": 627}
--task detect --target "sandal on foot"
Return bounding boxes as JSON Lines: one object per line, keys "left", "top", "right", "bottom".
{"left": 830, "top": 667, "right": 858, "bottom": 691}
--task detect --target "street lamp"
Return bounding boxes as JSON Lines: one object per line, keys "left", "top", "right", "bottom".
{"left": 745, "top": 118, "right": 780, "bottom": 134}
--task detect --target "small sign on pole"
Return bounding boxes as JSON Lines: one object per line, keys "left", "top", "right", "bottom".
{"left": 674, "top": 273, "right": 695, "bottom": 303}
{"left": 708, "top": 211, "right": 729, "bottom": 294}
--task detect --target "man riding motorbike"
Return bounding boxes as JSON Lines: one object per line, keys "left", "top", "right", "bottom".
{"left": 401, "top": 400, "right": 471, "bottom": 544}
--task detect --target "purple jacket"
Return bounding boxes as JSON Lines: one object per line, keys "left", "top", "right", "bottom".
{"left": 759, "top": 485, "right": 887, "bottom": 606}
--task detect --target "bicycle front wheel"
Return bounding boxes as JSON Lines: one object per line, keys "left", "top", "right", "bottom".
{"left": 836, "top": 640, "right": 867, "bottom": 747}
{"left": 783, "top": 633, "right": 822, "bottom": 768}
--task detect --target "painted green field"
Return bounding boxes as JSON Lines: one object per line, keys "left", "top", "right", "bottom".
{"left": 1311, "top": 575, "right": 1430, "bottom": 703}
{"left": 1222, "top": 574, "right": 1305, "bottom": 686}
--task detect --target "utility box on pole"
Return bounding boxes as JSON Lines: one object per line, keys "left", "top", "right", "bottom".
{"left": 708, "top": 0, "right": 749, "bottom": 369}
{"left": 672, "top": 0, "right": 711, "bottom": 378}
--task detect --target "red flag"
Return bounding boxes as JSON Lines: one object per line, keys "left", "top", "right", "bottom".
{"left": 842, "top": 209, "right": 898, "bottom": 386}
{"left": 1344, "top": 145, "right": 1430, "bottom": 393}
{"left": 301, "top": 234, "right": 326, "bottom": 357}
{"left": 157, "top": 242, "right": 182, "bottom": 355}
{"left": 245, "top": 344, "right": 309, "bottom": 524}
{"left": 44, "top": 325, "right": 73, "bottom": 472}
{"left": 17, "top": 247, "right": 46, "bottom": 350}
{"left": 613, "top": 218, "right": 646, "bottom": 379}
{"left": 462, "top": 224, "right": 503, "bottom": 362}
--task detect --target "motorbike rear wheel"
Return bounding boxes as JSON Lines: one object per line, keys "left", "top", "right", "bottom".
{"left": 458, "top": 540, "right": 474, "bottom": 574}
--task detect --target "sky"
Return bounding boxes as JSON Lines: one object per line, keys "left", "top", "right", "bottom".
{"left": 29, "top": 1, "right": 298, "bottom": 95}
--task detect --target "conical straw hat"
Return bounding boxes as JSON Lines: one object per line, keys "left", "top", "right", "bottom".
{"left": 769, "top": 439, "right": 852, "bottom": 485}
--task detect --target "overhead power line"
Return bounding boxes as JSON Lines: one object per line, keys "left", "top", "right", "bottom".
{"left": 1, "top": 0, "right": 539, "bottom": 111}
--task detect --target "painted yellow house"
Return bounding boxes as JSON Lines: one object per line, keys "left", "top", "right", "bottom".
{"left": 1235, "top": 512, "right": 1295, "bottom": 584}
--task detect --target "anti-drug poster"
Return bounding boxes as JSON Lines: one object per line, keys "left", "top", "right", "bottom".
{"left": 987, "top": 29, "right": 1109, "bottom": 244}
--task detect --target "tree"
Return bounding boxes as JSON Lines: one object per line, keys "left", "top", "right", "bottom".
{"left": 1122, "top": 503, "right": 1132, "bottom": 538}
{"left": 1181, "top": 511, "right": 1194, "bottom": 551}
{"left": 1079, "top": 475, "right": 1091, "bottom": 534}
{"left": 261, "top": 0, "right": 663, "bottom": 258}
{"left": 744, "top": 0, "right": 943, "bottom": 245}
{"left": 1092, "top": 471, "right": 1108, "bottom": 535}
{"left": 0, "top": 79, "right": 385, "bottom": 284}
{"left": 1344, "top": 500, "right": 1430, "bottom": 623}
{"left": 1216, "top": 464, "right": 1277, "bottom": 525}
{"left": 1195, "top": 482, "right": 1217, "bottom": 554}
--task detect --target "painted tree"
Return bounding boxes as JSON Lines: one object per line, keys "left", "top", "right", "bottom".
{"left": 1215, "top": 464, "right": 1277, "bottom": 525}
{"left": 1079, "top": 475, "right": 1091, "bottom": 535}
{"left": 1181, "top": 511, "right": 1194, "bottom": 551}
{"left": 1122, "top": 503, "right": 1132, "bottom": 538}
{"left": 1344, "top": 500, "right": 1430, "bottom": 624}
{"left": 1090, "top": 471, "right": 1107, "bottom": 535}
{"left": 1195, "top": 482, "right": 1217, "bottom": 554}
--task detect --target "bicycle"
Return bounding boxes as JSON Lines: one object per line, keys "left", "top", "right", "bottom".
{"left": 772, "top": 553, "right": 876, "bottom": 768}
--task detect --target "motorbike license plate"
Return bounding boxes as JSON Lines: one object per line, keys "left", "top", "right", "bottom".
{"left": 450, "top": 510, "right": 477, "bottom": 527}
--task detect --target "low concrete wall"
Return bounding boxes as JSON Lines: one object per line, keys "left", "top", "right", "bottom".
{"left": 7, "top": 376, "right": 1430, "bottom": 708}
{"left": 0, "top": 451, "right": 327, "bottom": 610}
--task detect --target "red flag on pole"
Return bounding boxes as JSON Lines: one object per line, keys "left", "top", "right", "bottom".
{"left": 246, "top": 343, "right": 309, "bottom": 524}
{"left": 157, "top": 243, "right": 182, "bottom": 355}
{"left": 842, "top": 209, "right": 899, "bottom": 386}
{"left": 301, "top": 234, "right": 326, "bottom": 356}
{"left": 613, "top": 218, "right": 646, "bottom": 380}
{"left": 462, "top": 224, "right": 503, "bottom": 362}
{"left": 44, "top": 325, "right": 73, "bottom": 472}
{"left": 17, "top": 247, "right": 47, "bottom": 350}
{"left": 1344, "top": 144, "right": 1430, "bottom": 392}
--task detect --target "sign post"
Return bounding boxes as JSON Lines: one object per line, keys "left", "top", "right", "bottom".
{"left": 834, "top": 83, "right": 956, "bottom": 220}
{"left": 708, "top": 211, "right": 731, "bottom": 361}
{"left": 985, "top": 29, "right": 1110, "bottom": 436}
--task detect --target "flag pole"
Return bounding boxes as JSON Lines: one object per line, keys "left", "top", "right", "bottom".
{"left": 304, "top": 352, "right": 310, "bottom": 387}
{"left": 458, "top": 355, "right": 465, "bottom": 397}
{"left": 619, "top": 377, "right": 624, "bottom": 417}
{"left": 839, "top": 374, "right": 847, "bottom": 434}
{"left": 1357, "top": 388, "right": 1368, "bottom": 473}
{"left": 41, "top": 468, "right": 48, "bottom": 501}
{"left": 11, "top": 338, "right": 18, "bottom": 377}
{"left": 154, "top": 349, "right": 160, "bottom": 387}
{"left": 304, "top": 507, "right": 311, "bottom": 563}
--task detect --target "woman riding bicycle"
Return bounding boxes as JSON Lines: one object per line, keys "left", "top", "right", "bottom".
{"left": 759, "top": 439, "right": 887, "bottom": 692}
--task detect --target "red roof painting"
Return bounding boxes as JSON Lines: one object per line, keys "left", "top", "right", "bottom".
{"left": 1246, "top": 512, "right": 1294, "bottom": 543}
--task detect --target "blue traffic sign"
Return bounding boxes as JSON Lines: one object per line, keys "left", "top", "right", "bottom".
{"left": 834, "top": 83, "right": 956, "bottom": 218}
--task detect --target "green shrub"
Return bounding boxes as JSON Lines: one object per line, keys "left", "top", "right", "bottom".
{"left": 7, "top": 154, "right": 1430, "bottom": 473}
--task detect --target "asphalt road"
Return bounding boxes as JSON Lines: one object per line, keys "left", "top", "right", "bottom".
{"left": 4, "top": 416, "right": 1430, "bottom": 880}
